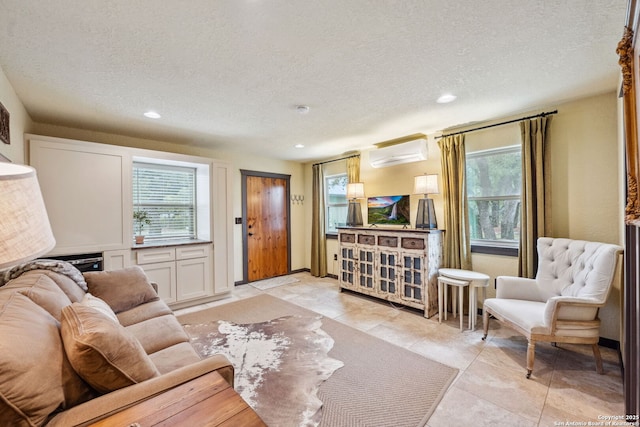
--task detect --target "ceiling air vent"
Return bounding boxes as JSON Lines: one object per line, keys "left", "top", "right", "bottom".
{"left": 368, "top": 133, "right": 428, "bottom": 168}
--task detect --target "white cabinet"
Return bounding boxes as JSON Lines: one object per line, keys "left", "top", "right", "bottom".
{"left": 134, "top": 244, "right": 213, "bottom": 306}
{"left": 142, "top": 261, "right": 177, "bottom": 304}
{"left": 26, "top": 134, "right": 234, "bottom": 308}
{"left": 338, "top": 227, "right": 443, "bottom": 317}
{"left": 176, "top": 245, "right": 212, "bottom": 300}
{"left": 28, "top": 135, "right": 131, "bottom": 255}
{"left": 103, "top": 249, "right": 131, "bottom": 271}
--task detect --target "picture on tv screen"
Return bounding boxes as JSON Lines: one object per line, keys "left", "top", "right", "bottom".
{"left": 367, "top": 195, "right": 411, "bottom": 225}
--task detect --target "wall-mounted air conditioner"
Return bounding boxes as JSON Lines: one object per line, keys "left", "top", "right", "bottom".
{"left": 368, "top": 134, "right": 428, "bottom": 168}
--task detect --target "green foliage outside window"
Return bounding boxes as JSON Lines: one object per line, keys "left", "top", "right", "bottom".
{"left": 325, "top": 174, "right": 348, "bottom": 233}
{"left": 466, "top": 146, "right": 521, "bottom": 247}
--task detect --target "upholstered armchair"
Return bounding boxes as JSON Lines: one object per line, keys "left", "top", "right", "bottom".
{"left": 482, "top": 237, "right": 623, "bottom": 378}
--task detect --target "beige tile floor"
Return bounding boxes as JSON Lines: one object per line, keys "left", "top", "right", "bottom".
{"left": 175, "top": 272, "right": 625, "bottom": 427}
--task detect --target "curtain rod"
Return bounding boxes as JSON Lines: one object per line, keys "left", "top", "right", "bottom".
{"left": 312, "top": 153, "right": 360, "bottom": 167}
{"left": 435, "top": 110, "right": 558, "bottom": 140}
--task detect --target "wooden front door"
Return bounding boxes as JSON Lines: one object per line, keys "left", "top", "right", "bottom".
{"left": 242, "top": 171, "right": 291, "bottom": 282}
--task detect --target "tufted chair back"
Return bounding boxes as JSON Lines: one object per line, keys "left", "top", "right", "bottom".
{"left": 535, "top": 237, "right": 621, "bottom": 303}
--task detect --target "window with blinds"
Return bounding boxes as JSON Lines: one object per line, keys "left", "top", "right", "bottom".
{"left": 133, "top": 162, "right": 196, "bottom": 240}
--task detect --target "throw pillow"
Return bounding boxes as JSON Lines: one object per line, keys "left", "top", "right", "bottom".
{"left": 14, "top": 272, "right": 72, "bottom": 321}
{"left": 0, "top": 293, "right": 95, "bottom": 426}
{"left": 82, "top": 293, "right": 119, "bottom": 323}
{"left": 60, "top": 302, "right": 160, "bottom": 393}
{"left": 83, "top": 266, "right": 158, "bottom": 313}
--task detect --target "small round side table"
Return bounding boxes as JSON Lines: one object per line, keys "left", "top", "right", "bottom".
{"left": 438, "top": 268, "right": 491, "bottom": 330}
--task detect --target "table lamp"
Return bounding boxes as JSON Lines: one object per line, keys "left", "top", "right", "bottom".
{"left": 414, "top": 174, "right": 438, "bottom": 229}
{"left": 346, "top": 182, "right": 365, "bottom": 227}
{"left": 0, "top": 163, "right": 56, "bottom": 269}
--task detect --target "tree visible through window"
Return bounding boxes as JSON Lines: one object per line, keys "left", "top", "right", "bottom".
{"left": 133, "top": 162, "right": 196, "bottom": 240}
{"left": 466, "top": 146, "right": 521, "bottom": 249}
{"left": 325, "top": 173, "right": 348, "bottom": 234}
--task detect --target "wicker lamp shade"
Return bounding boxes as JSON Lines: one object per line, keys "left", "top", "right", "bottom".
{"left": 0, "top": 163, "right": 55, "bottom": 270}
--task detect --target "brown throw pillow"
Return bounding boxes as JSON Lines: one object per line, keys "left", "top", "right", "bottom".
{"left": 83, "top": 266, "right": 158, "bottom": 313}
{"left": 0, "top": 293, "right": 94, "bottom": 426}
{"left": 60, "top": 303, "right": 160, "bottom": 393}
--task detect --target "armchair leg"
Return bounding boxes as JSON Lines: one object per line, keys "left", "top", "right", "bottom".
{"left": 481, "top": 309, "right": 489, "bottom": 341}
{"left": 526, "top": 340, "right": 536, "bottom": 379}
{"left": 592, "top": 344, "right": 604, "bottom": 374}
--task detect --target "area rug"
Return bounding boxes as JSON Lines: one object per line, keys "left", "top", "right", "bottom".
{"left": 183, "top": 314, "right": 343, "bottom": 427}
{"left": 249, "top": 275, "right": 300, "bottom": 290}
{"left": 178, "top": 294, "right": 458, "bottom": 427}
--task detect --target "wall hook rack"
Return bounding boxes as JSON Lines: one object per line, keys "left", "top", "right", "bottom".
{"left": 291, "top": 194, "right": 304, "bottom": 205}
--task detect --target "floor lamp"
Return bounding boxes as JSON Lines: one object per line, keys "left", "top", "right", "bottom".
{"left": 0, "top": 163, "right": 56, "bottom": 270}
{"left": 346, "top": 182, "right": 364, "bottom": 227}
{"left": 414, "top": 174, "right": 438, "bottom": 229}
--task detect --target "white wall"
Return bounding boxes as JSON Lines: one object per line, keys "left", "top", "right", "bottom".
{"left": 0, "top": 64, "right": 32, "bottom": 163}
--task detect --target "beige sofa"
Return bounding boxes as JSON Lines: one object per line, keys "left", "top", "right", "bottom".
{"left": 0, "top": 264, "right": 233, "bottom": 427}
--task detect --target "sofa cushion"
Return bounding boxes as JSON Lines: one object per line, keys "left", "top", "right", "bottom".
{"left": 125, "top": 314, "right": 191, "bottom": 355}
{"left": 83, "top": 266, "right": 158, "bottom": 313}
{"left": 82, "top": 293, "right": 118, "bottom": 323}
{"left": 60, "top": 303, "right": 160, "bottom": 394}
{"left": 116, "top": 299, "right": 173, "bottom": 327}
{"left": 0, "top": 293, "right": 95, "bottom": 427}
{"left": 148, "top": 342, "right": 202, "bottom": 374}
{"left": 13, "top": 272, "right": 72, "bottom": 321}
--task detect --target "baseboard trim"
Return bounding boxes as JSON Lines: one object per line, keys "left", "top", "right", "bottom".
{"left": 234, "top": 268, "right": 311, "bottom": 286}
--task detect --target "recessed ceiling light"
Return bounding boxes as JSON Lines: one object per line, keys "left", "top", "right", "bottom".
{"left": 296, "top": 105, "right": 310, "bottom": 114}
{"left": 144, "top": 111, "right": 161, "bottom": 119}
{"left": 294, "top": 144, "right": 305, "bottom": 148}
{"left": 436, "top": 94, "right": 457, "bottom": 104}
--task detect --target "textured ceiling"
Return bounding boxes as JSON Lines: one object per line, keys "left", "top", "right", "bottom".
{"left": 0, "top": 1, "right": 628, "bottom": 162}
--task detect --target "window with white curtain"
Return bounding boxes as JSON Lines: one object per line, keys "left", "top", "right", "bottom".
{"left": 325, "top": 173, "right": 348, "bottom": 234}
{"left": 132, "top": 162, "right": 196, "bottom": 240}
{"left": 466, "top": 145, "right": 521, "bottom": 250}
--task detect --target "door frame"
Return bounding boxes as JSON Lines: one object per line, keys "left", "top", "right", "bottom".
{"left": 240, "top": 169, "right": 291, "bottom": 283}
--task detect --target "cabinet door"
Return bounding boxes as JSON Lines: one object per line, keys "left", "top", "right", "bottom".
{"left": 377, "top": 250, "right": 399, "bottom": 297}
{"left": 339, "top": 245, "right": 357, "bottom": 289}
{"left": 28, "top": 136, "right": 130, "bottom": 254}
{"left": 103, "top": 249, "right": 131, "bottom": 271}
{"left": 177, "top": 257, "right": 213, "bottom": 301}
{"left": 139, "top": 261, "right": 177, "bottom": 304}
{"left": 357, "top": 247, "right": 375, "bottom": 291}
{"left": 400, "top": 253, "right": 425, "bottom": 304}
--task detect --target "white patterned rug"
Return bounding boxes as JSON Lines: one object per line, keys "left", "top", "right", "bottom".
{"left": 249, "top": 275, "right": 300, "bottom": 290}
{"left": 183, "top": 315, "right": 343, "bottom": 427}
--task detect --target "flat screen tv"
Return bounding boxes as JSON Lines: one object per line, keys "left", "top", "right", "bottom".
{"left": 367, "top": 195, "right": 411, "bottom": 226}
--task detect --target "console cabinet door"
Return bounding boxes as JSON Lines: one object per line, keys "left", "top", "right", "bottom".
{"left": 400, "top": 252, "right": 426, "bottom": 305}
{"left": 377, "top": 250, "right": 399, "bottom": 297}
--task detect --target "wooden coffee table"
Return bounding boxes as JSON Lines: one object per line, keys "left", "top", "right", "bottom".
{"left": 90, "top": 371, "right": 266, "bottom": 426}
